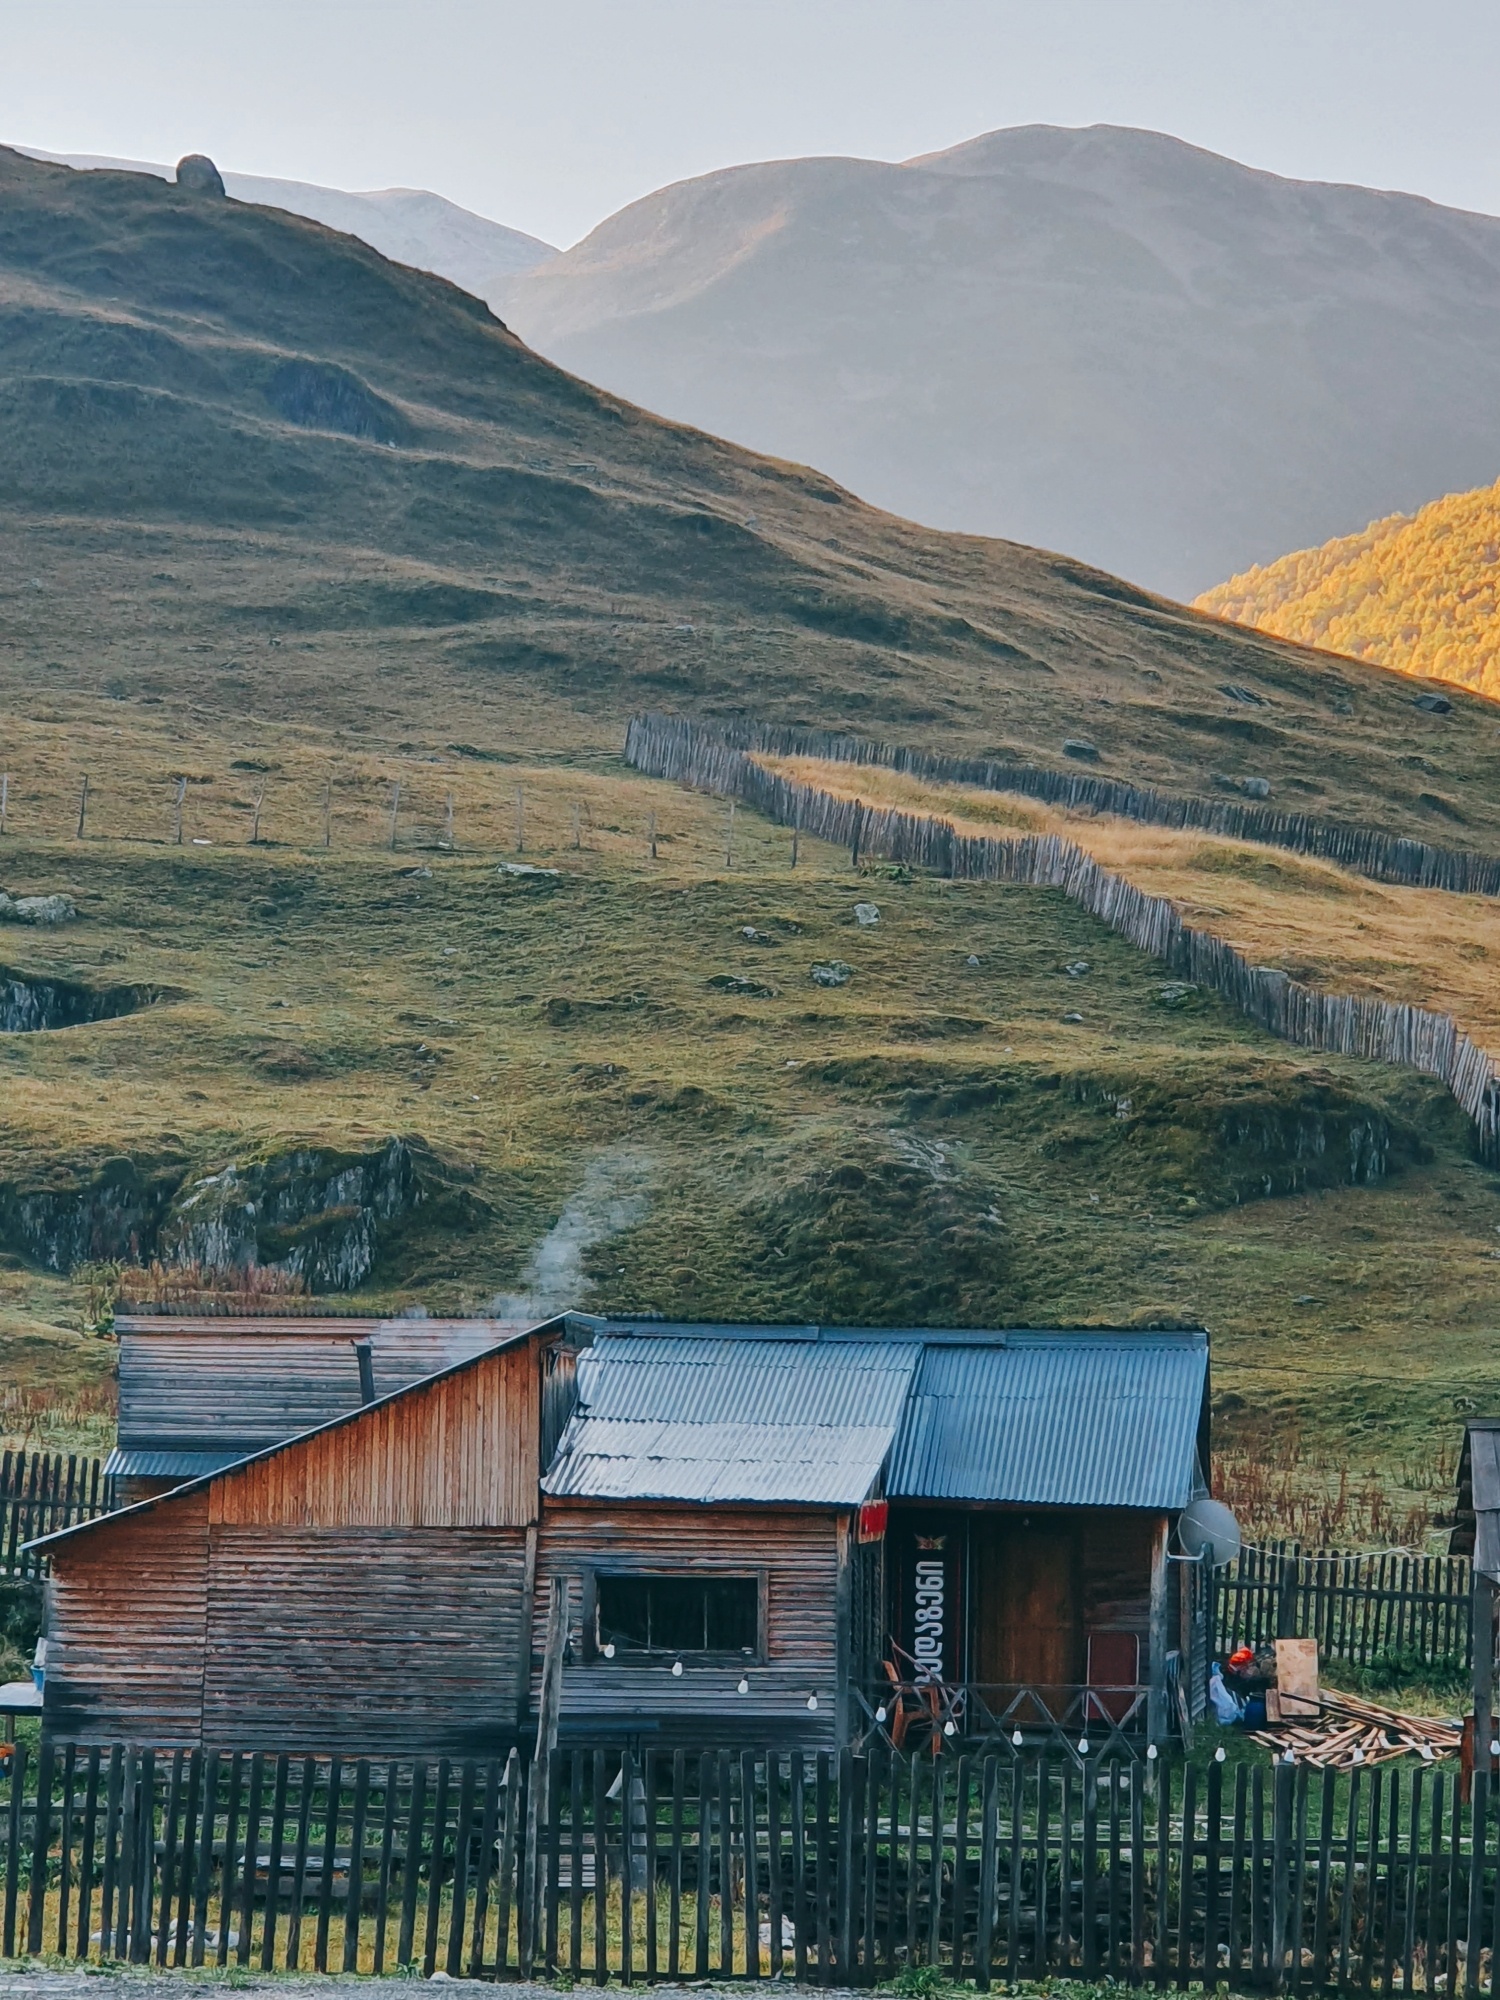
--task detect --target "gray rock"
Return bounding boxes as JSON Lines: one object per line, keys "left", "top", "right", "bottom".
{"left": 739, "top": 925, "right": 779, "bottom": 944}
{"left": 810, "top": 960, "right": 853, "bottom": 988}
{"left": 1061, "top": 1010, "right": 1084, "bottom": 1023}
{"left": 1414, "top": 690, "right": 1453, "bottom": 713}
{"left": 1157, "top": 982, "right": 1199, "bottom": 1007}
{"left": 1064, "top": 959, "right": 1090, "bottom": 978}
{"left": 965, "top": 954, "right": 981, "bottom": 968}
{"left": 497, "top": 861, "right": 560, "bottom": 877}
{"left": 1, "top": 892, "right": 77, "bottom": 925}
{"left": 1218, "top": 683, "right": 1266, "bottom": 706}
{"left": 1063, "top": 738, "right": 1100, "bottom": 761}
{"left": 1212, "top": 771, "right": 1273, "bottom": 800}
{"left": 853, "top": 902, "right": 881, "bottom": 927}
{"left": 707, "top": 974, "right": 778, "bottom": 998}
{"left": 175, "top": 153, "right": 226, "bottom": 196}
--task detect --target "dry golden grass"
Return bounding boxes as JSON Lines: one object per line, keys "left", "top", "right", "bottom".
{"left": 765, "top": 755, "right": 1500, "bottom": 1049}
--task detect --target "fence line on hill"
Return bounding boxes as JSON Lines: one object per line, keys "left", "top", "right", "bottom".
{"left": 4, "top": 1735, "right": 1500, "bottom": 1988}
{"left": 624, "top": 714, "right": 1500, "bottom": 1167}
{"left": 1214, "top": 1544, "right": 1473, "bottom": 1671}
{"left": 0, "top": 1452, "right": 106, "bottom": 1581}
{"left": 629, "top": 710, "right": 1500, "bottom": 897}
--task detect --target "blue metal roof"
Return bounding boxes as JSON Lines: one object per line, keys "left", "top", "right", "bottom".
{"left": 543, "top": 1335, "right": 923, "bottom": 1504}
{"left": 104, "top": 1447, "right": 247, "bottom": 1483}
{"left": 886, "top": 1333, "right": 1207, "bottom": 1508}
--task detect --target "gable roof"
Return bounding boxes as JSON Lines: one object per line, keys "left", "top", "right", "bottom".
{"left": 28, "top": 1317, "right": 563, "bottom": 1554}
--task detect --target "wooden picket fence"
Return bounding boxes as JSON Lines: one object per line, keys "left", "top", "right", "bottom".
{"left": 6, "top": 1737, "right": 1500, "bottom": 1988}
{"left": 1215, "top": 1545, "right": 1474, "bottom": 1672}
{"left": 0, "top": 1452, "right": 106, "bottom": 1581}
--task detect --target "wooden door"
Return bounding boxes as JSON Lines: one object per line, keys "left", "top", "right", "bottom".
{"left": 973, "top": 1520, "right": 1080, "bottom": 1714}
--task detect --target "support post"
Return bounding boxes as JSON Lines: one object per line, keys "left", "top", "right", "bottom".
{"left": 1, "top": 772, "right": 8, "bottom": 835}
{"left": 173, "top": 776, "right": 185, "bottom": 845}
{"left": 520, "top": 1575, "right": 568, "bottom": 1973}
{"left": 1147, "top": 1514, "right": 1170, "bottom": 1747}
{"left": 388, "top": 782, "right": 400, "bottom": 851}
{"left": 515, "top": 787, "right": 525, "bottom": 853}
{"left": 323, "top": 772, "right": 332, "bottom": 849}
{"left": 1474, "top": 1572, "right": 1495, "bottom": 1798}
{"left": 725, "top": 801, "right": 735, "bottom": 869}
{"left": 75, "top": 774, "right": 89, "bottom": 839}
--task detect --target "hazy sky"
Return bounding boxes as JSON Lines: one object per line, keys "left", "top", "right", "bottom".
{"left": 4, "top": 0, "right": 1500, "bottom": 248}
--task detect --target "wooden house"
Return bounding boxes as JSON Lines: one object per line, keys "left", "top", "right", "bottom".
{"left": 33, "top": 1319, "right": 1211, "bottom": 1756}
{"left": 106, "top": 1312, "right": 524, "bottom": 1506}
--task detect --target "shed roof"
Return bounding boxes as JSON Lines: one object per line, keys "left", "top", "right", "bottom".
{"left": 887, "top": 1332, "right": 1208, "bottom": 1509}
{"left": 542, "top": 1335, "right": 922, "bottom": 1504}
{"left": 115, "top": 1315, "right": 526, "bottom": 1458}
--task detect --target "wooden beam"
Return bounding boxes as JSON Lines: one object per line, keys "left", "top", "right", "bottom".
{"left": 1147, "top": 1514, "right": 1170, "bottom": 1746}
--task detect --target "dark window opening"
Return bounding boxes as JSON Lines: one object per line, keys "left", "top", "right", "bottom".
{"left": 596, "top": 1573, "right": 759, "bottom": 1656}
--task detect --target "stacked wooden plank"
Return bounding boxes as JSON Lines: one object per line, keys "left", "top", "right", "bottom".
{"left": 1249, "top": 1690, "right": 1461, "bottom": 1769}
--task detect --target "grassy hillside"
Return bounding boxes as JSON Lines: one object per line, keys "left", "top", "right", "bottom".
{"left": 6, "top": 147, "right": 1500, "bottom": 854}
{"left": 2, "top": 149, "right": 1499, "bottom": 1536}
{"left": 1196, "top": 479, "right": 1500, "bottom": 701}
{"left": 0, "top": 697, "right": 1495, "bottom": 1542}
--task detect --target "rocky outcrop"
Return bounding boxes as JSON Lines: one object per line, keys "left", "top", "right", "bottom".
{"left": 0, "top": 1137, "right": 424, "bottom": 1287}
{"left": 0, "top": 893, "right": 76, "bottom": 925}
{"left": 0, "top": 968, "right": 163, "bottom": 1033}
{"left": 159, "top": 1138, "right": 421, "bottom": 1289}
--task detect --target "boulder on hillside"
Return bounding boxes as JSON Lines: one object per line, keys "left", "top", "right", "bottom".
{"left": 175, "top": 154, "right": 225, "bottom": 197}
{"left": 0, "top": 891, "right": 77, "bottom": 924}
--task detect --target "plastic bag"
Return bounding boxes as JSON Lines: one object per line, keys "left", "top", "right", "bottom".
{"left": 1209, "top": 1662, "right": 1245, "bottom": 1725}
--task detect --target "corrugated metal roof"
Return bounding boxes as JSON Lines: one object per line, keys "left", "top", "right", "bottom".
{"left": 116, "top": 1317, "right": 527, "bottom": 1456}
{"left": 104, "top": 1447, "right": 247, "bottom": 1482}
{"left": 543, "top": 1337, "right": 921, "bottom": 1504}
{"left": 887, "top": 1333, "right": 1207, "bottom": 1508}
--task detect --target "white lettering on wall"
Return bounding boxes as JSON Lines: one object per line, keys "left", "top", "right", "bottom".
{"left": 913, "top": 1557, "right": 945, "bottom": 1683}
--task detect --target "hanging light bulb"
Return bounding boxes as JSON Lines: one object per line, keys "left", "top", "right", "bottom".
{"left": 1489, "top": 1740, "right": 1500, "bottom": 1759}
{"left": 807, "top": 1694, "right": 819, "bottom": 1712}
{"left": 1145, "top": 1743, "right": 1159, "bottom": 1762}
{"left": 1011, "top": 1729, "right": 1024, "bottom": 1748}
{"left": 875, "top": 1705, "right": 888, "bottom": 1724}
{"left": 737, "top": 1678, "right": 749, "bottom": 1695}
{"left": 602, "top": 1642, "right": 616, "bottom": 1659}
{"left": 671, "top": 1659, "right": 683, "bottom": 1677}
{"left": 1214, "top": 1747, "right": 1226, "bottom": 1763}
{"left": 1077, "top": 1738, "right": 1090, "bottom": 1756}
{"left": 944, "top": 1720, "right": 957, "bottom": 1737}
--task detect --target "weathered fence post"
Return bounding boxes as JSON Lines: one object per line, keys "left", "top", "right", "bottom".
{"left": 75, "top": 774, "right": 89, "bottom": 839}
{"left": 172, "top": 776, "right": 186, "bottom": 845}
{"left": 322, "top": 773, "right": 332, "bottom": 850}
{"left": 520, "top": 1575, "right": 568, "bottom": 1972}
{"left": 388, "top": 782, "right": 400, "bottom": 851}
{"left": 515, "top": 788, "right": 525, "bottom": 853}
{"left": 1, "top": 772, "right": 8, "bottom": 834}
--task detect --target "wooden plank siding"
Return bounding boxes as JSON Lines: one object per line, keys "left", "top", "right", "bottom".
{"left": 44, "top": 1491, "right": 210, "bottom": 1746}
{"left": 201, "top": 1526, "right": 529, "bottom": 1754}
{"left": 210, "top": 1342, "right": 540, "bottom": 1529}
{"left": 42, "top": 1331, "right": 549, "bottom": 1751}
{"left": 533, "top": 1501, "right": 844, "bottom": 1749}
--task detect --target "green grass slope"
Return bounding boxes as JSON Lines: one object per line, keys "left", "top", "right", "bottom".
{"left": 4, "top": 147, "right": 1500, "bottom": 849}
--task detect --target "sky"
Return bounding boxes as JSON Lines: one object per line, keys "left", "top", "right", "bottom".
{"left": 4, "top": 0, "right": 1500, "bottom": 249}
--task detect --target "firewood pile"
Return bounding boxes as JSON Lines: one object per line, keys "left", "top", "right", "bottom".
{"left": 1249, "top": 1689, "right": 1461, "bottom": 1770}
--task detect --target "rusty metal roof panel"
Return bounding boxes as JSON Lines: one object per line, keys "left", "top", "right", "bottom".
{"left": 116, "top": 1317, "right": 528, "bottom": 1455}
{"left": 543, "top": 1336, "right": 921, "bottom": 1504}
{"left": 887, "top": 1332, "right": 1207, "bottom": 1508}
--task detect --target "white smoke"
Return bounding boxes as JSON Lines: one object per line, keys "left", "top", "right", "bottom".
{"left": 490, "top": 1144, "right": 653, "bottom": 1319}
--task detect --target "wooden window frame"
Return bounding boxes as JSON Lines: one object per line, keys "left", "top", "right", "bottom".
{"left": 582, "top": 1566, "right": 769, "bottom": 1666}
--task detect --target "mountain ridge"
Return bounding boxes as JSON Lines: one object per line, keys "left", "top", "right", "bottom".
{"left": 494, "top": 122, "right": 1500, "bottom": 597}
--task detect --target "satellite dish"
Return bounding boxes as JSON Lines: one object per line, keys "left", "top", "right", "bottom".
{"left": 1179, "top": 1496, "right": 1241, "bottom": 1567}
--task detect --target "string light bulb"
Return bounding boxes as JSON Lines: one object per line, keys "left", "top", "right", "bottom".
{"left": 875, "top": 1705, "right": 888, "bottom": 1724}
{"left": 1012, "top": 1729, "right": 1024, "bottom": 1748}
{"left": 807, "top": 1694, "right": 819, "bottom": 1711}
{"left": 1146, "top": 1744, "right": 1158, "bottom": 1761}
{"left": 1214, "top": 1747, "right": 1226, "bottom": 1763}
{"left": 737, "top": 1678, "right": 749, "bottom": 1695}
{"left": 671, "top": 1660, "right": 683, "bottom": 1677}
{"left": 944, "top": 1720, "right": 957, "bottom": 1737}
{"left": 602, "top": 1643, "right": 616, "bottom": 1659}
{"left": 1077, "top": 1738, "right": 1090, "bottom": 1756}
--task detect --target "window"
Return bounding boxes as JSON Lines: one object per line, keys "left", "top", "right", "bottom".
{"left": 595, "top": 1573, "right": 759, "bottom": 1656}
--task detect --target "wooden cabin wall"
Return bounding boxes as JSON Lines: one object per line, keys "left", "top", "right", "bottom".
{"left": 201, "top": 1525, "right": 529, "bottom": 1755}
{"left": 210, "top": 1343, "right": 539, "bottom": 1529}
{"left": 534, "top": 1503, "right": 843, "bottom": 1748}
{"left": 45, "top": 1493, "right": 210, "bottom": 1747}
